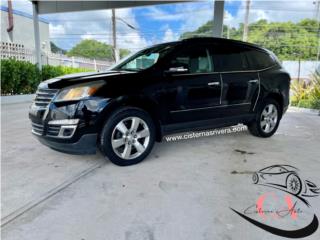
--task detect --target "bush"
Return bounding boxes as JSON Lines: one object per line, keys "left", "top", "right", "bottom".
{"left": 291, "top": 70, "right": 320, "bottom": 110}
{"left": 1, "top": 59, "right": 90, "bottom": 95}
{"left": 1, "top": 59, "right": 40, "bottom": 95}
{"left": 41, "top": 65, "right": 89, "bottom": 81}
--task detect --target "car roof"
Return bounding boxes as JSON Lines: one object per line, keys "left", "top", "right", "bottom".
{"left": 180, "top": 37, "right": 267, "bottom": 52}
{"left": 142, "top": 37, "right": 269, "bottom": 55}
{"left": 259, "top": 164, "right": 298, "bottom": 173}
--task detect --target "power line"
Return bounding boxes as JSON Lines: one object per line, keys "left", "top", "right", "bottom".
{"left": 46, "top": 5, "right": 316, "bottom": 23}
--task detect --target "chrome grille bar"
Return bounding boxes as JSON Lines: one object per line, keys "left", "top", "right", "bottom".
{"left": 34, "top": 88, "right": 58, "bottom": 108}
{"left": 31, "top": 122, "right": 44, "bottom": 135}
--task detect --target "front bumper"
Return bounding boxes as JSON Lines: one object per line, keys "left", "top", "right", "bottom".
{"left": 36, "top": 133, "right": 97, "bottom": 154}
{"left": 29, "top": 96, "right": 111, "bottom": 155}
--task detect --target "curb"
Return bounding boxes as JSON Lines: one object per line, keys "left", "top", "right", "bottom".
{"left": 289, "top": 106, "right": 320, "bottom": 115}
{"left": 1, "top": 94, "right": 35, "bottom": 104}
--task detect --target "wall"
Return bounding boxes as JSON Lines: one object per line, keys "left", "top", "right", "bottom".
{"left": 282, "top": 61, "right": 320, "bottom": 80}
{"left": 1, "top": 6, "right": 50, "bottom": 52}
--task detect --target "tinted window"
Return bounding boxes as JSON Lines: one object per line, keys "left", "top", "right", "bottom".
{"left": 114, "top": 44, "right": 175, "bottom": 71}
{"left": 168, "top": 46, "right": 213, "bottom": 73}
{"left": 121, "top": 53, "right": 160, "bottom": 70}
{"left": 246, "top": 49, "right": 275, "bottom": 69}
{"left": 211, "top": 44, "right": 248, "bottom": 72}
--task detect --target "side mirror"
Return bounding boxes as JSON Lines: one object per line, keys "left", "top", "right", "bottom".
{"left": 165, "top": 66, "right": 189, "bottom": 74}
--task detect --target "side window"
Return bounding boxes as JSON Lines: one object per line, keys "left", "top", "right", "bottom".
{"left": 168, "top": 46, "right": 213, "bottom": 73}
{"left": 246, "top": 49, "right": 275, "bottom": 70}
{"left": 211, "top": 44, "right": 248, "bottom": 72}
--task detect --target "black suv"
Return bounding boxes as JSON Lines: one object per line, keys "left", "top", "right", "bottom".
{"left": 29, "top": 38, "right": 290, "bottom": 166}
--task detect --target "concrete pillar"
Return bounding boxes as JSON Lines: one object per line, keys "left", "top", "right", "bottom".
{"left": 212, "top": 0, "right": 225, "bottom": 38}
{"left": 32, "top": 1, "right": 42, "bottom": 69}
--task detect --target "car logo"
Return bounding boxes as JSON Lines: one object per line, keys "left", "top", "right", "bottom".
{"left": 230, "top": 165, "right": 319, "bottom": 238}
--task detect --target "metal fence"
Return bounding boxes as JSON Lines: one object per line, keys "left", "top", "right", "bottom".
{"left": 1, "top": 42, "right": 36, "bottom": 63}
{"left": 0, "top": 42, "right": 114, "bottom": 71}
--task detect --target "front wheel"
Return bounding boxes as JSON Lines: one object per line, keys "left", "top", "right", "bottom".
{"left": 248, "top": 99, "right": 281, "bottom": 138}
{"left": 100, "top": 107, "right": 155, "bottom": 166}
{"left": 286, "top": 174, "right": 302, "bottom": 195}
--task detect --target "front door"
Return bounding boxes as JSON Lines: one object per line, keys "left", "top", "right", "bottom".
{"left": 163, "top": 45, "right": 222, "bottom": 123}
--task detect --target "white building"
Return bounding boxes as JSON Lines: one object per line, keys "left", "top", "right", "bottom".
{"left": 1, "top": 5, "right": 50, "bottom": 55}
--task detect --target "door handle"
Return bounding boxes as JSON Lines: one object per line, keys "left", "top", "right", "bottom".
{"left": 208, "top": 82, "right": 220, "bottom": 86}
{"left": 249, "top": 79, "right": 258, "bottom": 83}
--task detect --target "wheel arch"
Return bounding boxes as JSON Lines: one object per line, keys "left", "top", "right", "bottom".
{"left": 265, "top": 92, "right": 284, "bottom": 117}
{"left": 255, "top": 91, "right": 284, "bottom": 118}
{"left": 97, "top": 95, "right": 163, "bottom": 142}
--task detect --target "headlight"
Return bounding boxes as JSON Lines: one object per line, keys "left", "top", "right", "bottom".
{"left": 54, "top": 81, "right": 105, "bottom": 102}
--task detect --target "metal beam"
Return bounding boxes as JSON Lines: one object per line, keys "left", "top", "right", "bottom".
{"left": 32, "top": 1, "right": 42, "bottom": 69}
{"left": 212, "top": 0, "right": 225, "bottom": 38}
{"left": 35, "top": 1, "right": 184, "bottom": 14}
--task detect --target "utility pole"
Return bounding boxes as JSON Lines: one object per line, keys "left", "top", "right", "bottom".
{"left": 314, "top": 1, "right": 320, "bottom": 60}
{"left": 243, "top": 0, "right": 251, "bottom": 42}
{"left": 224, "top": 10, "right": 230, "bottom": 39}
{"left": 314, "top": 0, "right": 320, "bottom": 20}
{"left": 111, "top": 9, "right": 120, "bottom": 62}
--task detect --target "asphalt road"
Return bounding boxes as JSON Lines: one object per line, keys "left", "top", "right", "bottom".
{"left": 1, "top": 102, "right": 320, "bottom": 240}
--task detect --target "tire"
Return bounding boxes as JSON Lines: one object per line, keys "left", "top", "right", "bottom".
{"left": 100, "top": 107, "right": 155, "bottom": 166}
{"left": 248, "top": 98, "right": 281, "bottom": 138}
{"left": 286, "top": 174, "right": 302, "bottom": 196}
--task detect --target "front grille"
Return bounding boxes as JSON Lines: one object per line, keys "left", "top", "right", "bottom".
{"left": 31, "top": 122, "right": 77, "bottom": 138}
{"left": 46, "top": 125, "right": 61, "bottom": 137}
{"left": 31, "top": 122, "right": 44, "bottom": 135}
{"left": 31, "top": 123, "right": 61, "bottom": 137}
{"left": 34, "top": 88, "right": 58, "bottom": 108}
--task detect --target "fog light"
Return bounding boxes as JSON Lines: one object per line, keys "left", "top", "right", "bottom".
{"left": 58, "top": 125, "right": 77, "bottom": 138}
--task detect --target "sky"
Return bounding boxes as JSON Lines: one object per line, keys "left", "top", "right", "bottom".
{"left": 1, "top": 0, "right": 318, "bottom": 52}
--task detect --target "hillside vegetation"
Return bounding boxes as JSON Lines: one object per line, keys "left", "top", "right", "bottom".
{"left": 180, "top": 19, "right": 319, "bottom": 60}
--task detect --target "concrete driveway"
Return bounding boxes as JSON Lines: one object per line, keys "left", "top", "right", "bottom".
{"left": 1, "top": 101, "right": 320, "bottom": 240}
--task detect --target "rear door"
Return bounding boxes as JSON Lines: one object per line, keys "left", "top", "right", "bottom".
{"left": 212, "top": 43, "right": 259, "bottom": 116}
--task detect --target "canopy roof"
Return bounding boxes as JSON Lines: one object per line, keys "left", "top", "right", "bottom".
{"left": 33, "top": 1, "right": 186, "bottom": 14}
{"left": 29, "top": 0, "right": 225, "bottom": 69}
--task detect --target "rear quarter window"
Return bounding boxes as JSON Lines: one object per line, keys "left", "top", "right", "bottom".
{"left": 246, "top": 49, "right": 276, "bottom": 70}
{"left": 211, "top": 44, "right": 249, "bottom": 72}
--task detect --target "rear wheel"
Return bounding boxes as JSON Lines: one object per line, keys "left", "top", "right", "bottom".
{"left": 252, "top": 172, "right": 259, "bottom": 184}
{"left": 100, "top": 107, "right": 155, "bottom": 166}
{"left": 248, "top": 98, "right": 281, "bottom": 138}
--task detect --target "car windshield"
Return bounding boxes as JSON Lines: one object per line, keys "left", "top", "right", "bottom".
{"left": 112, "top": 43, "right": 176, "bottom": 72}
{"left": 262, "top": 166, "right": 287, "bottom": 173}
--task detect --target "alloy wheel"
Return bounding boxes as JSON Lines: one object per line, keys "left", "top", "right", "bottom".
{"left": 260, "top": 104, "right": 278, "bottom": 133}
{"left": 111, "top": 117, "right": 150, "bottom": 160}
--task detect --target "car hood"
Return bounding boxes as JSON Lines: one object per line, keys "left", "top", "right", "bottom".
{"left": 39, "top": 70, "right": 137, "bottom": 89}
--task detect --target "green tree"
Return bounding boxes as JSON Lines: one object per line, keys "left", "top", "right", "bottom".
{"left": 50, "top": 42, "right": 67, "bottom": 54}
{"left": 180, "top": 18, "right": 319, "bottom": 61}
{"left": 67, "top": 39, "right": 130, "bottom": 60}
{"left": 120, "top": 49, "right": 131, "bottom": 58}
{"left": 67, "top": 39, "right": 114, "bottom": 60}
